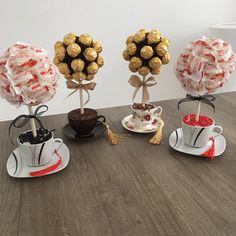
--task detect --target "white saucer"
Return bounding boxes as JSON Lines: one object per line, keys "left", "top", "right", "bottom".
{"left": 169, "top": 128, "right": 226, "bottom": 157}
{"left": 122, "top": 115, "right": 159, "bottom": 133}
{"left": 6, "top": 143, "right": 70, "bottom": 178}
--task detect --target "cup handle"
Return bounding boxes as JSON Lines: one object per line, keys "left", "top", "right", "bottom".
{"left": 53, "top": 138, "right": 63, "bottom": 152}
{"left": 154, "top": 106, "right": 162, "bottom": 117}
{"left": 97, "top": 115, "right": 106, "bottom": 125}
{"left": 212, "top": 125, "right": 223, "bottom": 138}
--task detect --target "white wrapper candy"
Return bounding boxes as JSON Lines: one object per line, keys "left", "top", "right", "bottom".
{"left": 0, "top": 42, "right": 57, "bottom": 106}
{"left": 176, "top": 36, "right": 235, "bottom": 95}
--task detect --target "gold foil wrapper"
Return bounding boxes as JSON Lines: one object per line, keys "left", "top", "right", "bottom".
{"left": 71, "top": 59, "right": 85, "bottom": 72}
{"left": 149, "top": 57, "right": 162, "bottom": 69}
{"left": 126, "top": 35, "right": 134, "bottom": 45}
{"left": 138, "top": 66, "right": 150, "bottom": 76}
{"left": 84, "top": 48, "right": 97, "bottom": 62}
{"left": 55, "top": 46, "right": 66, "bottom": 61}
{"left": 72, "top": 72, "right": 86, "bottom": 81}
{"left": 129, "top": 63, "right": 138, "bottom": 72}
{"left": 63, "top": 33, "right": 76, "bottom": 46}
{"left": 58, "top": 63, "right": 70, "bottom": 75}
{"left": 122, "top": 50, "right": 130, "bottom": 61}
{"left": 65, "top": 74, "right": 72, "bottom": 80}
{"left": 54, "top": 41, "right": 64, "bottom": 49}
{"left": 87, "top": 62, "right": 99, "bottom": 74}
{"left": 97, "top": 56, "right": 104, "bottom": 68}
{"left": 147, "top": 30, "right": 161, "bottom": 44}
{"left": 79, "top": 34, "right": 92, "bottom": 46}
{"left": 86, "top": 74, "right": 95, "bottom": 81}
{"left": 67, "top": 43, "right": 81, "bottom": 57}
{"left": 140, "top": 46, "right": 154, "bottom": 60}
{"left": 130, "top": 56, "right": 142, "bottom": 69}
{"left": 53, "top": 57, "right": 60, "bottom": 66}
{"left": 133, "top": 30, "right": 146, "bottom": 43}
{"left": 155, "top": 43, "right": 167, "bottom": 57}
{"left": 92, "top": 40, "right": 102, "bottom": 53}
{"left": 161, "top": 38, "right": 170, "bottom": 48}
{"left": 151, "top": 67, "right": 162, "bottom": 75}
{"left": 161, "top": 52, "right": 171, "bottom": 64}
{"left": 126, "top": 43, "right": 137, "bottom": 56}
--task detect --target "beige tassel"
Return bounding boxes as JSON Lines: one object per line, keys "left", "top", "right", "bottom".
{"left": 104, "top": 124, "right": 122, "bottom": 145}
{"left": 149, "top": 119, "right": 164, "bottom": 144}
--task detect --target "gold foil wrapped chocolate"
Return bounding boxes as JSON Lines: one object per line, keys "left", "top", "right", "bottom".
{"left": 53, "top": 57, "right": 60, "bottom": 66}
{"left": 138, "top": 66, "right": 150, "bottom": 76}
{"left": 84, "top": 48, "right": 97, "bottom": 62}
{"left": 54, "top": 41, "right": 64, "bottom": 49}
{"left": 133, "top": 30, "right": 146, "bottom": 43}
{"left": 55, "top": 46, "right": 66, "bottom": 61}
{"left": 63, "top": 33, "right": 76, "bottom": 46}
{"left": 58, "top": 63, "right": 70, "bottom": 75}
{"left": 67, "top": 43, "right": 81, "bottom": 57}
{"left": 86, "top": 74, "right": 95, "bottom": 81}
{"left": 130, "top": 56, "right": 142, "bottom": 69}
{"left": 147, "top": 30, "right": 161, "bottom": 44}
{"left": 161, "top": 52, "right": 171, "bottom": 64}
{"left": 126, "top": 35, "right": 134, "bottom": 45}
{"left": 79, "top": 34, "right": 92, "bottom": 46}
{"left": 151, "top": 67, "right": 162, "bottom": 75}
{"left": 126, "top": 43, "right": 137, "bottom": 56}
{"left": 72, "top": 72, "right": 86, "bottom": 81}
{"left": 71, "top": 59, "right": 85, "bottom": 72}
{"left": 122, "top": 50, "right": 130, "bottom": 61}
{"left": 140, "top": 46, "right": 154, "bottom": 60}
{"left": 97, "top": 56, "right": 104, "bottom": 68}
{"left": 129, "top": 63, "right": 138, "bottom": 72}
{"left": 87, "top": 62, "right": 99, "bottom": 74}
{"left": 161, "top": 38, "right": 170, "bottom": 48}
{"left": 155, "top": 43, "right": 168, "bottom": 57}
{"left": 149, "top": 57, "right": 162, "bottom": 70}
{"left": 92, "top": 40, "right": 102, "bottom": 53}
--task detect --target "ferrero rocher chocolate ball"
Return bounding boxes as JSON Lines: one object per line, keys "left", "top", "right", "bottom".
{"left": 151, "top": 67, "right": 162, "bottom": 75}
{"left": 54, "top": 33, "right": 104, "bottom": 83}
{"left": 97, "top": 56, "right": 104, "bottom": 68}
{"left": 84, "top": 48, "right": 97, "bottom": 62}
{"left": 58, "top": 63, "right": 70, "bottom": 75}
{"left": 133, "top": 30, "right": 146, "bottom": 43}
{"left": 130, "top": 56, "right": 142, "bottom": 69}
{"left": 149, "top": 57, "right": 162, "bottom": 70}
{"left": 161, "top": 38, "right": 170, "bottom": 48}
{"left": 86, "top": 74, "right": 95, "bottom": 81}
{"left": 161, "top": 52, "right": 171, "bottom": 64}
{"left": 138, "top": 66, "right": 150, "bottom": 76}
{"left": 155, "top": 43, "right": 168, "bottom": 57}
{"left": 129, "top": 63, "right": 138, "bottom": 73}
{"left": 79, "top": 34, "right": 92, "bottom": 46}
{"left": 122, "top": 50, "right": 130, "bottom": 61}
{"left": 140, "top": 46, "right": 154, "bottom": 60}
{"left": 147, "top": 30, "right": 161, "bottom": 44}
{"left": 67, "top": 43, "right": 81, "bottom": 57}
{"left": 126, "top": 35, "right": 134, "bottom": 45}
{"left": 92, "top": 40, "right": 102, "bottom": 53}
{"left": 87, "top": 62, "right": 99, "bottom": 74}
{"left": 126, "top": 43, "right": 137, "bottom": 56}
{"left": 71, "top": 59, "right": 85, "bottom": 72}
{"left": 63, "top": 33, "right": 76, "bottom": 46}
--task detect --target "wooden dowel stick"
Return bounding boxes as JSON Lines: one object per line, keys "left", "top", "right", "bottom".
{"left": 142, "top": 76, "right": 146, "bottom": 107}
{"left": 80, "top": 87, "right": 84, "bottom": 114}
{"left": 28, "top": 106, "right": 37, "bottom": 137}
{"left": 196, "top": 101, "right": 201, "bottom": 121}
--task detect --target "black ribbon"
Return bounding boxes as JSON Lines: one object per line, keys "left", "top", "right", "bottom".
{"left": 9, "top": 105, "right": 48, "bottom": 145}
{"left": 178, "top": 94, "right": 216, "bottom": 112}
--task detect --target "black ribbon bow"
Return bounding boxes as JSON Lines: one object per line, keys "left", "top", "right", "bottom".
{"left": 178, "top": 94, "right": 216, "bottom": 112}
{"left": 9, "top": 105, "right": 48, "bottom": 145}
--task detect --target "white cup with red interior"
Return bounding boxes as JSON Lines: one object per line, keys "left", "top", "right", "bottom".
{"left": 182, "top": 114, "right": 223, "bottom": 148}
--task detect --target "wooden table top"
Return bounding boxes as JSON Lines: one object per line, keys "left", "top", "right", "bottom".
{"left": 0, "top": 92, "right": 236, "bottom": 236}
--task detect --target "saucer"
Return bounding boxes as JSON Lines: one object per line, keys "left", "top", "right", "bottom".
{"left": 122, "top": 115, "right": 159, "bottom": 133}
{"left": 62, "top": 122, "right": 106, "bottom": 140}
{"left": 6, "top": 143, "right": 70, "bottom": 178}
{"left": 169, "top": 128, "right": 226, "bottom": 157}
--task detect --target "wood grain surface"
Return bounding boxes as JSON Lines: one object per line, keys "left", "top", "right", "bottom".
{"left": 0, "top": 92, "right": 236, "bottom": 236}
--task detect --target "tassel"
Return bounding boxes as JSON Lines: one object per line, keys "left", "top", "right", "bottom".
{"left": 29, "top": 150, "right": 62, "bottom": 177}
{"left": 201, "top": 137, "right": 215, "bottom": 160}
{"left": 149, "top": 119, "right": 164, "bottom": 144}
{"left": 104, "top": 123, "right": 122, "bottom": 145}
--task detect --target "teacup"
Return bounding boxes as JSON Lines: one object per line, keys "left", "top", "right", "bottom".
{"left": 131, "top": 103, "right": 162, "bottom": 129}
{"left": 17, "top": 131, "right": 63, "bottom": 167}
{"left": 182, "top": 114, "right": 223, "bottom": 148}
{"left": 68, "top": 108, "right": 106, "bottom": 136}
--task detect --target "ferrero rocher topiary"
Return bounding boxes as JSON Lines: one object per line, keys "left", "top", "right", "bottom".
{"left": 122, "top": 29, "right": 170, "bottom": 77}
{"left": 54, "top": 33, "right": 104, "bottom": 81}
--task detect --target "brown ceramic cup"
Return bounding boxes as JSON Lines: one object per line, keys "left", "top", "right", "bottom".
{"left": 68, "top": 108, "right": 106, "bottom": 136}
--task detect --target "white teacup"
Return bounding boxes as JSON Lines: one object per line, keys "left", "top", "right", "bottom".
{"left": 182, "top": 114, "right": 223, "bottom": 148}
{"left": 131, "top": 103, "right": 162, "bottom": 129}
{"left": 17, "top": 131, "right": 63, "bottom": 167}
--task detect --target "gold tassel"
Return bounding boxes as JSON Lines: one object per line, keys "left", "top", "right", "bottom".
{"left": 104, "top": 124, "right": 122, "bottom": 145}
{"left": 149, "top": 119, "right": 164, "bottom": 144}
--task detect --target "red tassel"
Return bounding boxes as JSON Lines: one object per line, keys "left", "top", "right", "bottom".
{"left": 201, "top": 137, "right": 215, "bottom": 160}
{"left": 29, "top": 150, "right": 62, "bottom": 177}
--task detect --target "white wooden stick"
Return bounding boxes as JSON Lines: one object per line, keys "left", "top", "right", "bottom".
{"left": 79, "top": 87, "right": 84, "bottom": 114}
{"left": 196, "top": 101, "right": 201, "bottom": 121}
{"left": 142, "top": 76, "right": 146, "bottom": 107}
{"left": 28, "top": 106, "right": 37, "bottom": 137}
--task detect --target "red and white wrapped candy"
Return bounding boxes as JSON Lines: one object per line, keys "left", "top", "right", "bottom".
{"left": 176, "top": 36, "right": 235, "bottom": 95}
{"left": 0, "top": 42, "right": 57, "bottom": 106}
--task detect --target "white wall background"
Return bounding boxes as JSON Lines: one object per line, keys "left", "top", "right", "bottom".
{"left": 0, "top": 0, "right": 235, "bottom": 121}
